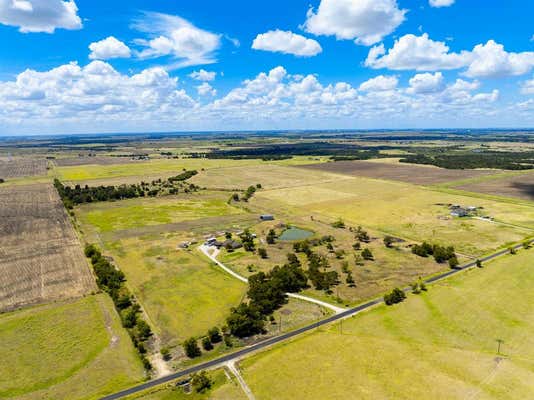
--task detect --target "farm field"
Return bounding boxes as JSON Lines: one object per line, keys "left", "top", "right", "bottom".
{"left": 298, "top": 159, "right": 502, "bottom": 185}
{"left": 0, "top": 294, "right": 145, "bottom": 400}
{"left": 454, "top": 172, "right": 534, "bottom": 202}
{"left": 241, "top": 248, "right": 534, "bottom": 400}
{"left": 76, "top": 192, "right": 244, "bottom": 234}
{"left": 0, "top": 183, "right": 95, "bottom": 311}
{"left": 55, "top": 158, "right": 264, "bottom": 182}
{"left": 104, "top": 236, "right": 247, "bottom": 346}
{"left": 0, "top": 158, "right": 48, "bottom": 179}
{"left": 254, "top": 177, "right": 534, "bottom": 256}
{"left": 191, "top": 164, "right": 346, "bottom": 190}
{"left": 54, "top": 156, "right": 149, "bottom": 167}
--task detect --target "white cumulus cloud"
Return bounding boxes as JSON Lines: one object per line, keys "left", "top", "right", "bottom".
{"left": 0, "top": 0, "right": 81, "bottom": 33}
{"left": 521, "top": 77, "right": 534, "bottom": 95}
{"left": 429, "top": 0, "right": 455, "bottom": 7}
{"left": 89, "top": 36, "right": 131, "bottom": 60}
{"left": 196, "top": 82, "right": 216, "bottom": 96}
{"left": 189, "top": 69, "right": 216, "bottom": 81}
{"left": 408, "top": 72, "right": 444, "bottom": 94}
{"left": 252, "top": 30, "right": 322, "bottom": 57}
{"left": 303, "top": 0, "right": 406, "bottom": 46}
{"left": 132, "top": 12, "right": 221, "bottom": 68}
{"left": 366, "top": 34, "right": 534, "bottom": 78}
{"left": 359, "top": 75, "right": 398, "bottom": 91}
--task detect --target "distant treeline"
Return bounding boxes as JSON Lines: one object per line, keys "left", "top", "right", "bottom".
{"left": 84, "top": 244, "right": 153, "bottom": 371}
{"left": 54, "top": 170, "right": 198, "bottom": 207}
{"left": 189, "top": 142, "right": 384, "bottom": 160}
{"left": 400, "top": 153, "right": 534, "bottom": 170}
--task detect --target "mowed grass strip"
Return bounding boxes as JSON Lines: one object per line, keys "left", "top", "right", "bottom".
{"left": 77, "top": 193, "right": 243, "bottom": 233}
{"left": 241, "top": 249, "right": 534, "bottom": 400}
{"left": 107, "top": 238, "right": 247, "bottom": 346}
{"left": 256, "top": 177, "right": 534, "bottom": 255}
{"left": 0, "top": 294, "right": 144, "bottom": 400}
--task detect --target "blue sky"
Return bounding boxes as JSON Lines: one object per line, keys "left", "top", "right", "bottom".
{"left": 0, "top": 0, "right": 533, "bottom": 135}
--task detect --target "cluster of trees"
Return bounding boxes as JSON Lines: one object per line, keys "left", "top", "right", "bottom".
{"left": 226, "top": 259, "right": 309, "bottom": 338}
{"left": 191, "top": 142, "right": 384, "bottom": 159}
{"left": 353, "top": 226, "right": 370, "bottom": 243}
{"left": 306, "top": 252, "right": 339, "bottom": 292}
{"left": 411, "top": 278, "right": 428, "bottom": 294}
{"left": 239, "top": 229, "right": 256, "bottom": 252}
{"left": 384, "top": 288, "right": 407, "bottom": 306}
{"left": 183, "top": 327, "right": 228, "bottom": 359}
{"left": 54, "top": 171, "right": 199, "bottom": 207}
{"left": 84, "top": 244, "right": 152, "bottom": 370}
{"left": 266, "top": 229, "right": 277, "bottom": 244}
{"left": 412, "top": 242, "right": 458, "bottom": 267}
{"left": 230, "top": 184, "right": 261, "bottom": 203}
{"left": 191, "top": 371, "right": 213, "bottom": 393}
{"left": 400, "top": 152, "right": 534, "bottom": 170}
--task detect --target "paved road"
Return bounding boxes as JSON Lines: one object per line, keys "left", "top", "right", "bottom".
{"left": 100, "top": 241, "right": 530, "bottom": 400}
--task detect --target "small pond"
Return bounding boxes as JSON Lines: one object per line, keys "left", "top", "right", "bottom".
{"left": 278, "top": 227, "right": 314, "bottom": 241}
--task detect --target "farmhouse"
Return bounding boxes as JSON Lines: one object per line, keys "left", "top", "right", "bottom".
{"left": 260, "top": 214, "right": 275, "bottom": 221}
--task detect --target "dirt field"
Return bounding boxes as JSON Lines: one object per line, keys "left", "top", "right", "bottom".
{"left": 455, "top": 172, "right": 534, "bottom": 201}
{"left": 0, "top": 158, "right": 48, "bottom": 178}
{"left": 0, "top": 184, "right": 96, "bottom": 311}
{"left": 298, "top": 160, "right": 500, "bottom": 185}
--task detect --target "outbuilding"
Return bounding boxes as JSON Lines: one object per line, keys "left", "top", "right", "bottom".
{"left": 260, "top": 214, "right": 274, "bottom": 221}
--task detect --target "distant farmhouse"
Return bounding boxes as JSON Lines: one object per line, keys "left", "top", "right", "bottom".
{"left": 450, "top": 205, "right": 479, "bottom": 217}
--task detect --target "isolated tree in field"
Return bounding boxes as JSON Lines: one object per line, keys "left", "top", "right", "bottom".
{"left": 523, "top": 241, "right": 531, "bottom": 249}
{"left": 352, "top": 242, "right": 361, "bottom": 250}
{"left": 184, "top": 337, "right": 202, "bottom": 358}
{"left": 266, "top": 229, "right": 276, "bottom": 244}
{"left": 476, "top": 259, "right": 483, "bottom": 268}
{"left": 509, "top": 247, "right": 517, "bottom": 255}
{"left": 202, "top": 336, "right": 213, "bottom": 351}
{"left": 355, "top": 226, "right": 370, "bottom": 243}
{"left": 383, "top": 236, "right": 395, "bottom": 248}
{"left": 191, "top": 371, "right": 213, "bottom": 393}
{"left": 231, "top": 193, "right": 239, "bottom": 202}
{"left": 258, "top": 248, "right": 268, "bottom": 259}
{"left": 361, "top": 248, "right": 374, "bottom": 261}
{"left": 346, "top": 271, "right": 356, "bottom": 287}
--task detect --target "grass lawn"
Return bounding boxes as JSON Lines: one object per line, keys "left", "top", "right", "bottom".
{"left": 0, "top": 294, "right": 144, "bottom": 400}
{"left": 77, "top": 192, "right": 243, "bottom": 233}
{"left": 241, "top": 248, "right": 534, "bottom": 400}
{"left": 256, "top": 177, "right": 534, "bottom": 256}
{"left": 125, "top": 369, "right": 247, "bottom": 400}
{"left": 106, "top": 237, "right": 247, "bottom": 346}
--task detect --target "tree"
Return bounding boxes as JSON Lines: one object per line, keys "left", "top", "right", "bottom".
{"left": 258, "top": 248, "right": 268, "bottom": 259}
{"left": 352, "top": 242, "right": 361, "bottom": 251}
{"left": 448, "top": 255, "right": 459, "bottom": 269}
{"left": 355, "top": 226, "right": 370, "bottom": 243}
{"left": 383, "top": 236, "right": 395, "bottom": 248}
{"left": 346, "top": 271, "right": 355, "bottom": 287}
{"left": 509, "top": 247, "right": 517, "bottom": 255}
{"left": 266, "top": 229, "right": 276, "bottom": 244}
{"left": 0, "top": 178, "right": 4, "bottom": 184}
{"left": 121, "top": 308, "right": 137, "bottom": 328}
{"left": 384, "top": 288, "right": 406, "bottom": 306}
{"left": 136, "top": 319, "right": 152, "bottom": 340}
{"left": 184, "top": 337, "right": 201, "bottom": 358}
{"left": 476, "top": 259, "right": 483, "bottom": 268}
{"left": 523, "top": 241, "right": 531, "bottom": 249}
{"left": 208, "top": 327, "right": 222, "bottom": 343}
{"left": 361, "top": 248, "right": 374, "bottom": 261}
{"left": 226, "top": 304, "right": 266, "bottom": 338}
{"left": 225, "top": 232, "right": 232, "bottom": 239}
{"left": 202, "top": 337, "right": 213, "bottom": 351}
{"left": 191, "top": 371, "right": 213, "bottom": 393}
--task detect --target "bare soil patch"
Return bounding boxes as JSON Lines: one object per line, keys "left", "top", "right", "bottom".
{"left": 0, "top": 159, "right": 48, "bottom": 178}
{"left": 0, "top": 184, "right": 96, "bottom": 311}
{"left": 456, "top": 172, "right": 534, "bottom": 201}
{"left": 298, "top": 160, "right": 498, "bottom": 185}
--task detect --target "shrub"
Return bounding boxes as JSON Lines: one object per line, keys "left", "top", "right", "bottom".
{"left": 448, "top": 255, "right": 460, "bottom": 269}
{"left": 258, "top": 248, "right": 268, "bottom": 259}
{"left": 331, "top": 218, "right": 345, "bottom": 229}
{"left": 160, "top": 347, "right": 171, "bottom": 361}
{"left": 383, "top": 236, "right": 395, "bottom": 248}
{"left": 384, "top": 288, "right": 406, "bottom": 306}
{"left": 191, "top": 371, "right": 213, "bottom": 393}
{"left": 361, "top": 248, "right": 374, "bottom": 261}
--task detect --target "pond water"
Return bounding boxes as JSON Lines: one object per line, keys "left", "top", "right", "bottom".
{"left": 279, "top": 227, "right": 314, "bottom": 241}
